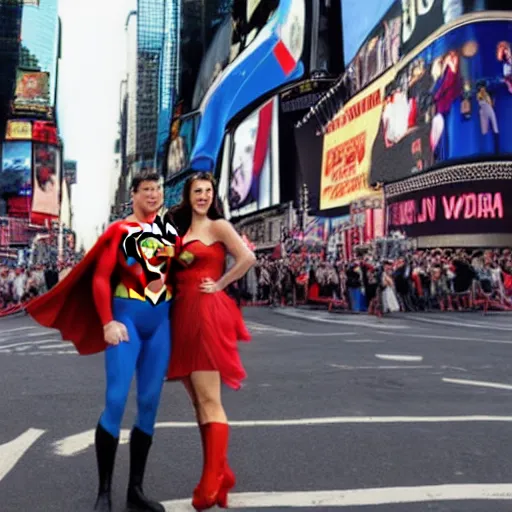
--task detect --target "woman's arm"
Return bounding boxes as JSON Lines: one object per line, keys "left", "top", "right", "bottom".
{"left": 210, "top": 219, "right": 256, "bottom": 291}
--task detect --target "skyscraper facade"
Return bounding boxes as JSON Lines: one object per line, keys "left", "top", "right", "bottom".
{"left": 0, "top": 2, "right": 23, "bottom": 141}
{"left": 17, "top": 0, "right": 60, "bottom": 118}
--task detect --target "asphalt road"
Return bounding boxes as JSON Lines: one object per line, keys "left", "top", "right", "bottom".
{"left": 2, "top": 307, "right": 512, "bottom": 511}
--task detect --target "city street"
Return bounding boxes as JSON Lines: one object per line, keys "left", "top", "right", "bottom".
{"left": 2, "top": 307, "right": 512, "bottom": 511}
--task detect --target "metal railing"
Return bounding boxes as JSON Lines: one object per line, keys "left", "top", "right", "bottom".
{"left": 0, "top": 216, "right": 32, "bottom": 246}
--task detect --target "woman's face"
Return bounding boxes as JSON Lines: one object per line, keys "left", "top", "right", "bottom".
{"left": 189, "top": 178, "right": 214, "bottom": 216}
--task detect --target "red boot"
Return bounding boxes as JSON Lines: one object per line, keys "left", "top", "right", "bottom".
{"left": 196, "top": 424, "right": 236, "bottom": 508}
{"left": 192, "top": 423, "right": 228, "bottom": 511}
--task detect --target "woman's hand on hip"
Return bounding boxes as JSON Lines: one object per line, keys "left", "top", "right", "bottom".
{"left": 200, "top": 277, "right": 221, "bottom": 294}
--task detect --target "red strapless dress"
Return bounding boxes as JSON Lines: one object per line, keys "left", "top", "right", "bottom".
{"left": 167, "top": 240, "right": 251, "bottom": 390}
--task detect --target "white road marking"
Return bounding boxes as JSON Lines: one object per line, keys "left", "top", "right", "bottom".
{"left": 345, "top": 339, "right": 384, "bottom": 343}
{"left": 375, "top": 331, "right": 512, "bottom": 345}
{"left": 375, "top": 354, "right": 423, "bottom": 362}
{"left": 53, "top": 416, "right": 512, "bottom": 456}
{"left": 443, "top": 377, "right": 512, "bottom": 391}
{"left": 275, "top": 309, "right": 408, "bottom": 329}
{"left": 0, "top": 340, "right": 57, "bottom": 350}
{"left": 38, "top": 343, "right": 67, "bottom": 350}
{"left": 406, "top": 315, "right": 512, "bottom": 332}
{"left": 162, "top": 484, "right": 512, "bottom": 510}
{"left": 0, "top": 326, "right": 38, "bottom": 334}
{"left": 0, "top": 429, "right": 46, "bottom": 483}
{"left": 330, "top": 364, "right": 432, "bottom": 370}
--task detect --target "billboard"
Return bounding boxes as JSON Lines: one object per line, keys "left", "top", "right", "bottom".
{"left": 227, "top": 97, "right": 280, "bottom": 217}
{"left": 32, "top": 143, "right": 60, "bottom": 217}
{"left": 370, "top": 19, "right": 512, "bottom": 185}
{"left": 5, "top": 120, "right": 32, "bottom": 141}
{"left": 63, "top": 160, "right": 77, "bottom": 185}
{"left": 387, "top": 170, "right": 512, "bottom": 237}
{"left": 12, "top": 70, "right": 52, "bottom": 118}
{"left": 320, "top": 69, "right": 394, "bottom": 210}
{"left": 0, "top": 141, "right": 32, "bottom": 197}
{"left": 190, "top": 0, "right": 305, "bottom": 172}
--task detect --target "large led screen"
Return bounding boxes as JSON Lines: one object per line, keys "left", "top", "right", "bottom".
{"left": 190, "top": 0, "right": 305, "bottom": 172}
{"left": 387, "top": 172, "right": 512, "bottom": 238}
{"left": 1, "top": 141, "right": 31, "bottom": 197}
{"left": 370, "top": 19, "right": 512, "bottom": 185}
{"left": 227, "top": 97, "right": 280, "bottom": 217}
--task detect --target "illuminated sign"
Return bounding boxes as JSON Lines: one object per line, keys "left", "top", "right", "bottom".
{"left": 6, "top": 121, "right": 32, "bottom": 141}
{"left": 320, "top": 69, "right": 393, "bottom": 210}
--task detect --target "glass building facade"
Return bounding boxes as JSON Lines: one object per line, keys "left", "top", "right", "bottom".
{"left": 19, "top": 0, "right": 60, "bottom": 107}
{"left": 0, "top": 2, "right": 23, "bottom": 140}
{"left": 155, "top": 0, "right": 181, "bottom": 169}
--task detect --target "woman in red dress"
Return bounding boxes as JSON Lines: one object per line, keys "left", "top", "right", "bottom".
{"left": 165, "top": 172, "right": 256, "bottom": 510}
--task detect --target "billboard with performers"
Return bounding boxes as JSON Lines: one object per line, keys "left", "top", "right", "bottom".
{"left": 5, "top": 120, "right": 32, "bottom": 141}
{"left": 386, "top": 162, "right": 512, "bottom": 237}
{"left": 370, "top": 18, "right": 512, "bottom": 185}
{"left": 0, "top": 141, "right": 32, "bottom": 197}
{"left": 320, "top": 69, "right": 394, "bottom": 211}
{"left": 228, "top": 97, "right": 280, "bottom": 217}
{"left": 32, "top": 143, "right": 60, "bottom": 217}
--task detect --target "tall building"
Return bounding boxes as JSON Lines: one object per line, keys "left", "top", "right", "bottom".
{"left": 156, "top": 0, "right": 180, "bottom": 169}
{"left": 0, "top": 2, "right": 23, "bottom": 142}
{"left": 19, "top": 0, "right": 60, "bottom": 108}
{"left": 125, "top": 0, "right": 180, "bottom": 173}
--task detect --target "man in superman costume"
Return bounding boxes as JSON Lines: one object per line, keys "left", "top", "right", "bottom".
{"left": 26, "top": 171, "right": 179, "bottom": 512}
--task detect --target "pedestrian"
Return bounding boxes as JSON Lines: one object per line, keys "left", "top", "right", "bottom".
{"left": 26, "top": 170, "right": 179, "bottom": 512}
{"left": 164, "top": 172, "right": 255, "bottom": 510}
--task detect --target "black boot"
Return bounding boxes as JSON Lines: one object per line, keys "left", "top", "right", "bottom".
{"left": 94, "top": 423, "right": 119, "bottom": 512}
{"left": 126, "top": 427, "right": 164, "bottom": 512}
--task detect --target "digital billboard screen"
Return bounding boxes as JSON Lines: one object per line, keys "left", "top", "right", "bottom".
{"left": 227, "top": 96, "right": 280, "bottom": 217}
{"left": 387, "top": 174, "right": 512, "bottom": 238}
{"left": 32, "top": 143, "right": 60, "bottom": 217}
{"left": 370, "top": 19, "right": 512, "bottom": 185}
{"left": 1, "top": 141, "right": 32, "bottom": 197}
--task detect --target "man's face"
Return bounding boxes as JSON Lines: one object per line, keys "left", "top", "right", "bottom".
{"left": 132, "top": 180, "right": 163, "bottom": 215}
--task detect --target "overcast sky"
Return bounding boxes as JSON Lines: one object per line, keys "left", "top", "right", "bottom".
{"left": 57, "top": 0, "right": 135, "bottom": 250}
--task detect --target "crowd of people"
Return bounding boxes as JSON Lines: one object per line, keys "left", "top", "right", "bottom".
{"left": 0, "top": 259, "right": 75, "bottom": 312}
{"left": 237, "top": 247, "right": 512, "bottom": 314}
{"left": 2, "top": 246, "right": 512, "bottom": 316}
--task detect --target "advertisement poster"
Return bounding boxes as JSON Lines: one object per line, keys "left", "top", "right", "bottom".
{"left": 370, "top": 19, "right": 512, "bottom": 185}
{"left": 32, "top": 143, "right": 60, "bottom": 216}
{"left": 320, "top": 68, "right": 395, "bottom": 210}
{"left": 229, "top": 98, "right": 279, "bottom": 217}
{"left": 0, "top": 141, "right": 31, "bottom": 197}
{"left": 13, "top": 70, "right": 50, "bottom": 115}
{"left": 387, "top": 177, "right": 512, "bottom": 237}
{"left": 6, "top": 120, "right": 32, "bottom": 141}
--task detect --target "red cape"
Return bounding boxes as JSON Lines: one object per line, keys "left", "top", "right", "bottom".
{"left": 25, "top": 221, "right": 125, "bottom": 355}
